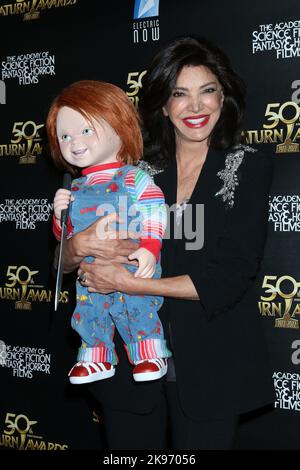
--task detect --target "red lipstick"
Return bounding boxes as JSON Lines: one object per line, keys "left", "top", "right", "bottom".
{"left": 182, "top": 115, "right": 209, "bottom": 128}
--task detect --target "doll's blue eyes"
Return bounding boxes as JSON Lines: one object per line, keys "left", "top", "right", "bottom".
{"left": 82, "top": 128, "right": 93, "bottom": 136}
{"left": 61, "top": 128, "right": 93, "bottom": 141}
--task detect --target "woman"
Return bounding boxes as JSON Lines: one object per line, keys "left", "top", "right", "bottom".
{"left": 61, "top": 36, "right": 274, "bottom": 449}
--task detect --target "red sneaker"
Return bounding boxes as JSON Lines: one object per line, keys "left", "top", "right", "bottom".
{"left": 68, "top": 361, "right": 115, "bottom": 384}
{"left": 132, "top": 358, "right": 168, "bottom": 382}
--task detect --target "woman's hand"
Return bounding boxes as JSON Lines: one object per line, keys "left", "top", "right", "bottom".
{"left": 78, "top": 260, "right": 199, "bottom": 300}
{"left": 63, "top": 213, "right": 140, "bottom": 272}
{"left": 78, "top": 258, "right": 134, "bottom": 294}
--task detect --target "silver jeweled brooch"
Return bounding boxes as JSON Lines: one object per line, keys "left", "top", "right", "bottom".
{"left": 215, "top": 145, "right": 257, "bottom": 208}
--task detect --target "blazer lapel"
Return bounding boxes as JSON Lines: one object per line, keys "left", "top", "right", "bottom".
{"left": 153, "top": 149, "right": 227, "bottom": 275}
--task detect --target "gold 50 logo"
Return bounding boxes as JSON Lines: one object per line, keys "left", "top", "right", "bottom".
{"left": 0, "top": 412, "right": 68, "bottom": 450}
{"left": 0, "top": 120, "right": 44, "bottom": 163}
{"left": 1, "top": 265, "right": 69, "bottom": 310}
{"left": 0, "top": 0, "right": 78, "bottom": 21}
{"left": 259, "top": 275, "right": 300, "bottom": 328}
{"left": 243, "top": 101, "right": 300, "bottom": 153}
{"left": 126, "top": 70, "right": 147, "bottom": 107}
{"left": 3, "top": 412, "right": 37, "bottom": 449}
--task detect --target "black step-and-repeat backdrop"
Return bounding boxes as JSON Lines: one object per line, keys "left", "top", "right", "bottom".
{"left": 0, "top": 0, "right": 299, "bottom": 450}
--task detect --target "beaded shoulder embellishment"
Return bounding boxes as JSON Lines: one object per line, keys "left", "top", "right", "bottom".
{"left": 137, "top": 160, "right": 164, "bottom": 177}
{"left": 215, "top": 145, "right": 257, "bottom": 208}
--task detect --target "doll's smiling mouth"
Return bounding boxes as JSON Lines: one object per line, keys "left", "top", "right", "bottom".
{"left": 72, "top": 148, "right": 87, "bottom": 156}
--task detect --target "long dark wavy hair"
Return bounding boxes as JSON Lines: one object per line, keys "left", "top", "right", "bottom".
{"left": 139, "top": 36, "right": 246, "bottom": 169}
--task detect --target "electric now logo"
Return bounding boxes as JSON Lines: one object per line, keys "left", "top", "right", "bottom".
{"left": 134, "top": 0, "right": 159, "bottom": 19}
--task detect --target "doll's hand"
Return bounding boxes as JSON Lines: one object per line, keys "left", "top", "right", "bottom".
{"left": 128, "top": 247, "right": 156, "bottom": 278}
{"left": 54, "top": 188, "right": 72, "bottom": 226}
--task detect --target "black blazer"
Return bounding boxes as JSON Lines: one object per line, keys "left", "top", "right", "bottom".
{"left": 89, "top": 146, "right": 275, "bottom": 420}
{"left": 155, "top": 145, "right": 275, "bottom": 419}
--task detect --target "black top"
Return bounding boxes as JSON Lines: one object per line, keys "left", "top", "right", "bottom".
{"left": 89, "top": 145, "right": 275, "bottom": 420}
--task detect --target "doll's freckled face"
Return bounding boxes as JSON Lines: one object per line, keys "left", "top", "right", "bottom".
{"left": 56, "top": 106, "right": 122, "bottom": 168}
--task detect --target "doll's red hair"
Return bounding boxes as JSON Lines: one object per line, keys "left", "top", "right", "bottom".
{"left": 46, "top": 80, "right": 143, "bottom": 175}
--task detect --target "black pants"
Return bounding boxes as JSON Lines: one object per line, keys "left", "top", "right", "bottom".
{"left": 102, "top": 382, "right": 238, "bottom": 450}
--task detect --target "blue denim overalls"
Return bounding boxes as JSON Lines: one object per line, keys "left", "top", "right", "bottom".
{"left": 70, "top": 165, "right": 171, "bottom": 365}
